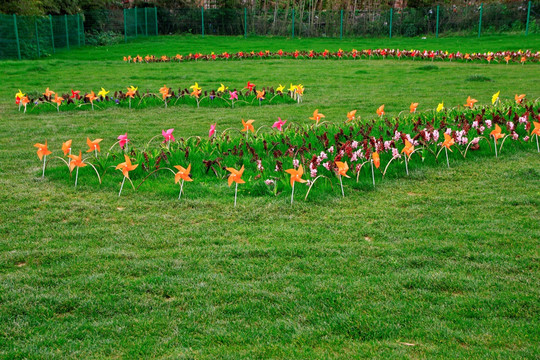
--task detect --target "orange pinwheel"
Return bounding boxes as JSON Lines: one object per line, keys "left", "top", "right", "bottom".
{"left": 21, "top": 96, "right": 30, "bottom": 107}
{"left": 285, "top": 165, "right": 307, "bottom": 186}
{"left": 532, "top": 121, "right": 540, "bottom": 136}
{"left": 190, "top": 88, "right": 201, "bottom": 98}
{"left": 464, "top": 96, "right": 478, "bottom": 109}
{"left": 376, "top": 105, "right": 385, "bottom": 117}
{"left": 410, "top": 102, "right": 418, "bottom": 113}
{"left": 372, "top": 151, "right": 380, "bottom": 169}
{"left": 52, "top": 94, "right": 64, "bottom": 106}
{"left": 126, "top": 86, "right": 137, "bottom": 98}
{"left": 34, "top": 141, "right": 52, "bottom": 161}
{"left": 43, "top": 87, "right": 55, "bottom": 98}
{"left": 159, "top": 85, "right": 169, "bottom": 95}
{"left": 67, "top": 151, "right": 87, "bottom": 172}
{"left": 256, "top": 90, "right": 265, "bottom": 100}
{"left": 86, "top": 138, "right": 103, "bottom": 153}
{"left": 241, "top": 119, "right": 255, "bottom": 133}
{"left": 401, "top": 139, "right": 415, "bottom": 158}
{"left": 62, "top": 140, "right": 72, "bottom": 156}
{"left": 490, "top": 124, "right": 505, "bottom": 143}
{"left": 86, "top": 91, "right": 97, "bottom": 103}
{"left": 335, "top": 161, "right": 350, "bottom": 178}
{"left": 309, "top": 109, "right": 325, "bottom": 124}
{"left": 515, "top": 94, "right": 526, "bottom": 104}
{"left": 174, "top": 164, "right": 193, "bottom": 183}
{"left": 442, "top": 133, "right": 455, "bottom": 150}
{"left": 227, "top": 165, "right": 245, "bottom": 186}
{"left": 346, "top": 110, "right": 356, "bottom": 122}
{"left": 116, "top": 154, "right": 138, "bottom": 178}
{"left": 504, "top": 55, "right": 511, "bottom": 64}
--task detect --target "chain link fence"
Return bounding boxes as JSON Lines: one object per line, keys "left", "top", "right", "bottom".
{"left": 0, "top": 2, "right": 538, "bottom": 60}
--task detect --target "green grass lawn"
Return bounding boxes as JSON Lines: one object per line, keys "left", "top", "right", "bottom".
{"left": 1, "top": 35, "right": 539, "bottom": 359}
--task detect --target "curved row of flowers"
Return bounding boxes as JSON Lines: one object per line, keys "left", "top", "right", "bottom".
{"left": 34, "top": 95, "right": 539, "bottom": 204}
{"left": 15, "top": 82, "right": 304, "bottom": 113}
{"left": 123, "top": 49, "right": 539, "bottom": 64}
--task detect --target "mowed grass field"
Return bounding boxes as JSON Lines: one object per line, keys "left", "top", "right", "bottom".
{"left": 1, "top": 34, "right": 539, "bottom": 358}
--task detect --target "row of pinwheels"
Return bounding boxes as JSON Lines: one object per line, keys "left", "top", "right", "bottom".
{"left": 34, "top": 100, "right": 539, "bottom": 204}
{"left": 123, "top": 49, "right": 539, "bottom": 64}
{"left": 15, "top": 82, "right": 304, "bottom": 113}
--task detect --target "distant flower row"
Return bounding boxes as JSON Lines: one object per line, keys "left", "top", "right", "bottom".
{"left": 33, "top": 97, "right": 539, "bottom": 203}
{"left": 15, "top": 82, "right": 304, "bottom": 113}
{"left": 123, "top": 49, "right": 539, "bottom": 64}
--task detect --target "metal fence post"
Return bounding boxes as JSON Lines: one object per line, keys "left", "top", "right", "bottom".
{"left": 478, "top": 3, "right": 483, "bottom": 38}
{"left": 49, "top": 15, "right": 55, "bottom": 54}
{"left": 34, "top": 18, "right": 40, "bottom": 58}
{"left": 155, "top": 7, "right": 158, "bottom": 35}
{"left": 389, "top": 8, "right": 393, "bottom": 38}
{"left": 77, "top": 13, "right": 81, "bottom": 46}
{"left": 340, "top": 10, "right": 343, "bottom": 39}
{"left": 244, "top": 8, "right": 247, "bottom": 38}
{"left": 201, "top": 7, "right": 204, "bottom": 37}
{"left": 436, "top": 5, "right": 439, "bottom": 38}
{"left": 124, "top": 9, "right": 128, "bottom": 42}
{"left": 145, "top": 7, "right": 148, "bottom": 36}
{"left": 135, "top": 7, "right": 138, "bottom": 37}
{"left": 526, "top": 0, "right": 531, "bottom": 36}
{"left": 292, "top": 8, "right": 295, "bottom": 38}
{"left": 65, "top": 14, "right": 70, "bottom": 50}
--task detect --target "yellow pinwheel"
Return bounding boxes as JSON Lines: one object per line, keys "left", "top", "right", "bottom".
{"left": 190, "top": 82, "right": 201, "bottom": 92}
{"left": 492, "top": 91, "right": 500, "bottom": 105}
{"left": 436, "top": 102, "right": 444, "bottom": 112}
{"left": 276, "top": 84, "right": 285, "bottom": 93}
{"left": 217, "top": 83, "right": 228, "bottom": 93}
{"left": 98, "top": 87, "right": 109, "bottom": 98}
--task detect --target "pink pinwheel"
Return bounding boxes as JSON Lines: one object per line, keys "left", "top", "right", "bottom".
{"left": 272, "top": 117, "right": 287, "bottom": 131}
{"left": 229, "top": 90, "right": 238, "bottom": 100}
{"left": 209, "top": 123, "right": 216, "bottom": 138}
{"left": 162, "top": 128, "right": 175, "bottom": 143}
{"left": 117, "top": 133, "right": 129, "bottom": 149}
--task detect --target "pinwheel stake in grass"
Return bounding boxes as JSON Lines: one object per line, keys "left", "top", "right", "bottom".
{"left": 442, "top": 133, "right": 455, "bottom": 167}
{"left": 490, "top": 125, "right": 505, "bottom": 158}
{"left": 86, "top": 91, "right": 97, "bottom": 111}
{"left": 229, "top": 90, "right": 238, "bottom": 108}
{"left": 126, "top": 86, "right": 137, "bottom": 109}
{"left": 285, "top": 165, "right": 306, "bottom": 205}
{"left": 62, "top": 140, "right": 72, "bottom": 167}
{"left": 335, "top": 161, "right": 350, "bottom": 197}
{"left": 21, "top": 96, "right": 30, "bottom": 113}
{"left": 174, "top": 164, "right": 192, "bottom": 200}
{"left": 159, "top": 85, "right": 171, "bottom": 108}
{"left": 162, "top": 129, "right": 175, "bottom": 150}
{"left": 52, "top": 94, "right": 64, "bottom": 112}
{"left": 34, "top": 141, "right": 52, "bottom": 179}
{"left": 86, "top": 138, "right": 102, "bottom": 159}
{"left": 190, "top": 83, "right": 202, "bottom": 108}
{"left": 371, "top": 152, "right": 380, "bottom": 187}
{"left": 241, "top": 119, "right": 255, "bottom": 141}
{"left": 227, "top": 165, "right": 245, "bottom": 207}
{"left": 532, "top": 122, "right": 540, "bottom": 153}
{"left": 116, "top": 155, "right": 138, "bottom": 197}
{"left": 15, "top": 90, "right": 24, "bottom": 111}
{"left": 401, "top": 140, "right": 415, "bottom": 176}
{"left": 67, "top": 151, "right": 86, "bottom": 188}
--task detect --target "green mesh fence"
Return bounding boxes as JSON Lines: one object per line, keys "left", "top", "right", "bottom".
{"left": 0, "top": 2, "right": 538, "bottom": 60}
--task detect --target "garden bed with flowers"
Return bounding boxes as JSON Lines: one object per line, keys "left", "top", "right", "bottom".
{"left": 123, "top": 49, "right": 540, "bottom": 64}
{"left": 15, "top": 82, "right": 304, "bottom": 113}
{"left": 35, "top": 97, "right": 539, "bottom": 204}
